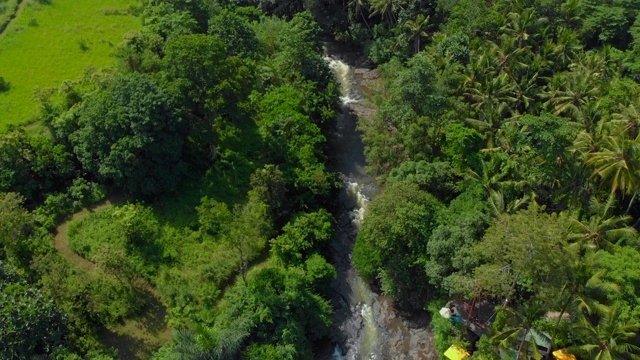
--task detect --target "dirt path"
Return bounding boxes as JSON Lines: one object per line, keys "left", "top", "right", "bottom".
{"left": 53, "top": 200, "right": 112, "bottom": 271}
{"left": 53, "top": 199, "right": 172, "bottom": 359}
{"left": 0, "top": 0, "right": 27, "bottom": 38}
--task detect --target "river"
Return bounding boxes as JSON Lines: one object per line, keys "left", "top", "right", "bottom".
{"left": 320, "top": 42, "right": 438, "bottom": 360}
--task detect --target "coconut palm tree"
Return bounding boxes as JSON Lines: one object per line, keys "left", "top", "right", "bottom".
{"left": 568, "top": 195, "right": 637, "bottom": 251}
{"left": 542, "top": 68, "right": 600, "bottom": 122}
{"left": 348, "top": 0, "right": 372, "bottom": 32}
{"left": 585, "top": 132, "right": 640, "bottom": 196}
{"left": 368, "top": 0, "right": 397, "bottom": 25}
{"left": 404, "top": 14, "right": 429, "bottom": 54}
{"left": 464, "top": 71, "right": 517, "bottom": 140}
{"left": 490, "top": 301, "right": 547, "bottom": 360}
{"left": 500, "top": 8, "right": 548, "bottom": 49}
{"left": 569, "top": 305, "right": 640, "bottom": 360}
{"left": 552, "top": 26, "right": 582, "bottom": 70}
{"left": 612, "top": 102, "right": 640, "bottom": 140}
{"left": 545, "top": 252, "right": 618, "bottom": 358}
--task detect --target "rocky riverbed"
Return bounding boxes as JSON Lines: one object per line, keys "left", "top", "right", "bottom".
{"left": 320, "top": 39, "right": 439, "bottom": 360}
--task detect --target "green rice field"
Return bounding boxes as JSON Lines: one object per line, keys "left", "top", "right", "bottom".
{"left": 0, "top": 0, "right": 141, "bottom": 129}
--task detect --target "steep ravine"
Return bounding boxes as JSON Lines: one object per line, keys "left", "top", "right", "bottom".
{"left": 321, "top": 41, "right": 439, "bottom": 360}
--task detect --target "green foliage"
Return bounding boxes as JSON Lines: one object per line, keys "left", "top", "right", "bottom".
{"left": 387, "top": 161, "right": 462, "bottom": 201}
{"left": 32, "top": 252, "right": 142, "bottom": 341}
{"left": 248, "top": 164, "right": 289, "bottom": 225}
{"left": 270, "top": 209, "right": 334, "bottom": 265}
{"left": 70, "top": 72, "right": 188, "bottom": 196}
{"left": 471, "top": 206, "right": 578, "bottom": 301}
{"left": 580, "top": 1, "right": 634, "bottom": 48}
{"left": 425, "top": 184, "right": 489, "bottom": 295}
{"left": 208, "top": 10, "right": 259, "bottom": 58}
{"left": 303, "top": 253, "right": 336, "bottom": 294}
{"left": 569, "top": 305, "right": 640, "bottom": 359}
{"left": 353, "top": 183, "right": 443, "bottom": 307}
{"left": 141, "top": 2, "right": 198, "bottom": 39}
{"left": 112, "top": 30, "right": 163, "bottom": 73}
{"left": 0, "top": 76, "right": 10, "bottom": 92}
{"left": 169, "top": 265, "right": 333, "bottom": 359}
{"left": 0, "top": 261, "right": 70, "bottom": 359}
{"left": 163, "top": 34, "right": 254, "bottom": 120}
{"left": 196, "top": 197, "right": 232, "bottom": 236}
{"left": 597, "top": 246, "right": 640, "bottom": 321}
{"left": 0, "top": 129, "right": 75, "bottom": 203}
{"left": 257, "top": 85, "right": 334, "bottom": 201}
{"left": 68, "top": 204, "right": 162, "bottom": 278}
{"left": 0, "top": 192, "right": 33, "bottom": 265}
{"left": 443, "top": 123, "right": 484, "bottom": 170}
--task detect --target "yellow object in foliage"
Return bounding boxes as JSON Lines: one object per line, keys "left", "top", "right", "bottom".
{"left": 444, "top": 345, "right": 469, "bottom": 360}
{"left": 553, "top": 349, "right": 577, "bottom": 360}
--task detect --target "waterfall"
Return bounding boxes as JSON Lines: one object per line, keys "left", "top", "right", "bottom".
{"left": 321, "top": 42, "right": 437, "bottom": 360}
{"left": 325, "top": 54, "right": 384, "bottom": 360}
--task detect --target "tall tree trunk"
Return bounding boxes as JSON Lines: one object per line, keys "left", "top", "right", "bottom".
{"left": 546, "top": 291, "right": 574, "bottom": 359}
{"left": 517, "top": 327, "right": 530, "bottom": 360}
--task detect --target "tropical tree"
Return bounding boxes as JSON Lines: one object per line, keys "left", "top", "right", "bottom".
{"left": 542, "top": 67, "right": 601, "bottom": 123}
{"left": 490, "top": 301, "right": 547, "bottom": 360}
{"left": 569, "top": 305, "right": 640, "bottom": 360}
{"left": 469, "top": 206, "right": 577, "bottom": 301}
{"left": 225, "top": 201, "right": 270, "bottom": 284}
{"left": 612, "top": 102, "right": 640, "bottom": 140}
{"left": 500, "top": 8, "right": 547, "bottom": 49}
{"left": 0, "top": 193, "right": 33, "bottom": 265}
{"left": 547, "top": 252, "right": 619, "bottom": 357}
{"left": 70, "top": 72, "right": 188, "bottom": 196}
{"left": 348, "top": 0, "right": 371, "bottom": 31}
{"left": 404, "top": 14, "right": 430, "bottom": 54}
{"left": 568, "top": 195, "right": 637, "bottom": 251}
{"left": 584, "top": 132, "right": 640, "bottom": 196}
{"left": 368, "top": 0, "right": 397, "bottom": 25}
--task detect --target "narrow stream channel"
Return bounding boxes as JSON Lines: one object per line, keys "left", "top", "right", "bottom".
{"left": 322, "top": 43, "right": 439, "bottom": 360}
{"left": 323, "top": 50, "right": 383, "bottom": 360}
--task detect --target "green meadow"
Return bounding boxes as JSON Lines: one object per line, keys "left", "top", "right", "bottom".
{"left": 0, "top": 0, "right": 20, "bottom": 33}
{"left": 0, "top": 0, "right": 140, "bottom": 129}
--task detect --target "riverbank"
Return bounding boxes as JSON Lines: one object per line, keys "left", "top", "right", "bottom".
{"left": 320, "top": 39, "right": 438, "bottom": 360}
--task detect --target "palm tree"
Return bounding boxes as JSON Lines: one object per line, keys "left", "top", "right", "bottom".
{"left": 568, "top": 195, "right": 637, "bottom": 251}
{"left": 612, "top": 102, "right": 640, "bottom": 140}
{"left": 348, "top": 0, "right": 372, "bottom": 32}
{"left": 552, "top": 27, "right": 582, "bottom": 70}
{"left": 490, "top": 301, "right": 547, "bottom": 360}
{"left": 170, "top": 321, "right": 251, "bottom": 359}
{"left": 404, "top": 14, "right": 429, "bottom": 54}
{"left": 546, "top": 252, "right": 619, "bottom": 358}
{"left": 585, "top": 132, "right": 640, "bottom": 196}
{"left": 464, "top": 71, "right": 517, "bottom": 140}
{"left": 500, "top": 8, "right": 547, "bottom": 49}
{"left": 368, "top": 0, "right": 397, "bottom": 25}
{"left": 542, "top": 68, "right": 600, "bottom": 123}
{"left": 569, "top": 305, "right": 640, "bottom": 360}
{"left": 465, "top": 156, "right": 531, "bottom": 216}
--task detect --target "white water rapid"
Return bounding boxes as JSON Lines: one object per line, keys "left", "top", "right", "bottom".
{"left": 321, "top": 43, "right": 438, "bottom": 360}
{"left": 324, "top": 55, "right": 384, "bottom": 360}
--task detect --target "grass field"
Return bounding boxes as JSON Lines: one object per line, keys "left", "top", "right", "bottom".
{"left": 0, "top": 0, "right": 140, "bottom": 129}
{"left": 0, "top": 0, "right": 20, "bottom": 34}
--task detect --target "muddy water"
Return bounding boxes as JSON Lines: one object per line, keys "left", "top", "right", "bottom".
{"left": 321, "top": 42, "right": 438, "bottom": 360}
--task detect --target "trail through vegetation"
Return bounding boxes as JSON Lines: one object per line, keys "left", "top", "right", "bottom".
{"left": 0, "top": 0, "right": 25, "bottom": 37}
{"left": 54, "top": 200, "right": 172, "bottom": 359}
{"left": 53, "top": 201, "right": 110, "bottom": 272}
